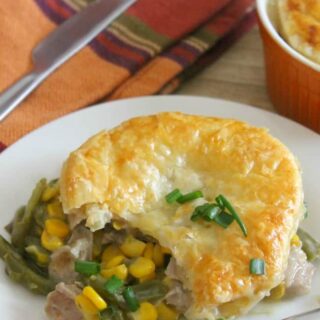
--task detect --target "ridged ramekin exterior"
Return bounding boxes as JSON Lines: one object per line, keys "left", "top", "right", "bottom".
{"left": 258, "top": 11, "right": 320, "bottom": 133}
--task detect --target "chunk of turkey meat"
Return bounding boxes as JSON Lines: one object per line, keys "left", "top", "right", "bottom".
{"left": 45, "top": 283, "right": 83, "bottom": 320}
{"left": 165, "top": 258, "right": 192, "bottom": 312}
{"left": 49, "top": 225, "right": 93, "bottom": 283}
{"left": 285, "top": 246, "right": 316, "bottom": 295}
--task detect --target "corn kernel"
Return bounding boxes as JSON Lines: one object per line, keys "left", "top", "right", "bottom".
{"left": 143, "top": 243, "right": 154, "bottom": 259}
{"left": 112, "top": 220, "right": 126, "bottom": 230}
{"left": 131, "top": 302, "right": 157, "bottom": 320}
{"left": 25, "top": 245, "right": 49, "bottom": 266}
{"left": 161, "top": 246, "right": 171, "bottom": 255}
{"left": 120, "top": 236, "right": 146, "bottom": 258}
{"left": 41, "top": 230, "right": 63, "bottom": 252}
{"left": 153, "top": 244, "right": 164, "bottom": 267}
{"left": 83, "top": 286, "right": 107, "bottom": 311}
{"left": 42, "top": 183, "right": 59, "bottom": 202}
{"left": 268, "top": 283, "right": 286, "bottom": 300}
{"left": 75, "top": 294, "right": 99, "bottom": 316}
{"left": 101, "top": 264, "right": 128, "bottom": 280}
{"left": 47, "top": 201, "right": 64, "bottom": 218}
{"left": 45, "top": 219, "right": 70, "bottom": 239}
{"left": 102, "top": 255, "right": 125, "bottom": 268}
{"left": 139, "top": 272, "right": 156, "bottom": 283}
{"left": 129, "top": 257, "right": 155, "bottom": 279}
{"left": 291, "top": 234, "right": 301, "bottom": 247}
{"left": 102, "top": 244, "right": 122, "bottom": 263}
{"left": 156, "top": 302, "right": 179, "bottom": 320}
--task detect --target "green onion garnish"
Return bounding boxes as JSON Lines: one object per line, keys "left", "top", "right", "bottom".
{"left": 215, "top": 196, "right": 225, "bottom": 209}
{"left": 214, "top": 211, "right": 234, "bottom": 228}
{"left": 74, "top": 260, "right": 100, "bottom": 276}
{"left": 165, "top": 189, "right": 183, "bottom": 204}
{"left": 177, "top": 190, "right": 203, "bottom": 204}
{"left": 123, "top": 287, "right": 140, "bottom": 312}
{"left": 191, "top": 203, "right": 211, "bottom": 221}
{"left": 250, "top": 258, "right": 265, "bottom": 275}
{"left": 216, "top": 194, "right": 247, "bottom": 237}
{"left": 202, "top": 204, "right": 220, "bottom": 221}
{"left": 104, "top": 275, "right": 123, "bottom": 294}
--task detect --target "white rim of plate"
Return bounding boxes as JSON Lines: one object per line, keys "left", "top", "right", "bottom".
{"left": 1, "top": 95, "right": 318, "bottom": 160}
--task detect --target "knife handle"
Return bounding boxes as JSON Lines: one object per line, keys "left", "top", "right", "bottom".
{"left": 0, "top": 72, "right": 43, "bottom": 122}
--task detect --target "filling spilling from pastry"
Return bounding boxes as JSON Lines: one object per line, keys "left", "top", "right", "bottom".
{"left": 0, "top": 178, "right": 318, "bottom": 320}
{"left": 0, "top": 113, "right": 319, "bottom": 320}
{"left": 2, "top": 179, "right": 191, "bottom": 320}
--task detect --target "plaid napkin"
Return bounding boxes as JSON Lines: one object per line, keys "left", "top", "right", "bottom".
{"left": 0, "top": 0, "right": 256, "bottom": 151}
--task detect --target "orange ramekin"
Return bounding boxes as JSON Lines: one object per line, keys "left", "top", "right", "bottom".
{"left": 257, "top": 0, "right": 320, "bottom": 133}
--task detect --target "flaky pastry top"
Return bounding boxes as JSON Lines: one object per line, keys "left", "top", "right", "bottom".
{"left": 60, "top": 113, "right": 303, "bottom": 319}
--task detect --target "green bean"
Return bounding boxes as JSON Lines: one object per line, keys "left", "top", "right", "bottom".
{"left": 25, "top": 236, "right": 41, "bottom": 247}
{"left": 25, "top": 244, "right": 50, "bottom": 267}
{"left": 100, "top": 304, "right": 127, "bottom": 320}
{"left": 131, "top": 279, "right": 168, "bottom": 302}
{"left": 34, "top": 204, "right": 47, "bottom": 229}
{"left": 297, "top": 228, "right": 320, "bottom": 262}
{"left": 4, "top": 222, "right": 13, "bottom": 235}
{"left": 11, "top": 179, "right": 47, "bottom": 249}
{"left": 0, "top": 235, "right": 55, "bottom": 295}
{"left": 304, "top": 204, "right": 308, "bottom": 219}
{"left": 49, "top": 178, "right": 59, "bottom": 185}
{"left": 86, "top": 275, "right": 124, "bottom": 306}
{"left": 5, "top": 206, "right": 25, "bottom": 235}
{"left": 30, "top": 224, "right": 43, "bottom": 237}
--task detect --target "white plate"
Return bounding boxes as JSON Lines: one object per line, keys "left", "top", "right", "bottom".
{"left": 0, "top": 96, "right": 319, "bottom": 320}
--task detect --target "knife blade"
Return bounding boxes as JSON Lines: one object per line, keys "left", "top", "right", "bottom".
{"left": 0, "top": 0, "right": 135, "bottom": 122}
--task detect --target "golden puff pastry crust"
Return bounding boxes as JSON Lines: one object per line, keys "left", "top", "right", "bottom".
{"left": 278, "top": 0, "right": 320, "bottom": 63}
{"left": 60, "top": 113, "right": 303, "bottom": 319}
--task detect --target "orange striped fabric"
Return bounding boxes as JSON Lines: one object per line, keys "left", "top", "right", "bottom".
{"left": 0, "top": 0, "right": 256, "bottom": 150}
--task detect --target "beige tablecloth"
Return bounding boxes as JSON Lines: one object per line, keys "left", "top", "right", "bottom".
{"left": 179, "top": 27, "right": 274, "bottom": 112}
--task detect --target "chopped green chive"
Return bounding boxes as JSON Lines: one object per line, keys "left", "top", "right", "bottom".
{"left": 216, "top": 194, "right": 247, "bottom": 237}
{"left": 104, "top": 275, "right": 123, "bottom": 294}
{"left": 191, "top": 203, "right": 211, "bottom": 221}
{"left": 202, "top": 205, "right": 220, "bottom": 222}
{"left": 177, "top": 190, "right": 203, "bottom": 204}
{"left": 250, "top": 258, "right": 265, "bottom": 275}
{"left": 215, "top": 195, "right": 225, "bottom": 209}
{"left": 74, "top": 260, "right": 100, "bottom": 276}
{"left": 165, "top": 189, "right": 183, "bottom": 204}
{"left": 123, "top": 287, "right": 140, "bottom": 312}
{"left": 214, "top": 211, "right": 234, "bottom": 228}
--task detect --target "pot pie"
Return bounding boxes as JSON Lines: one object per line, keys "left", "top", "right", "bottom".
{"left": 278, "top": 0, "right": 320, "bottom": 64}
{"left": 0, "top": 112, "right": 319, "bottom": 320}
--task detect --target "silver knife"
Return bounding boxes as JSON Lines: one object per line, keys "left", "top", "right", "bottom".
{"left": 0, "top": 0, "right": 135, "bottom": 122}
